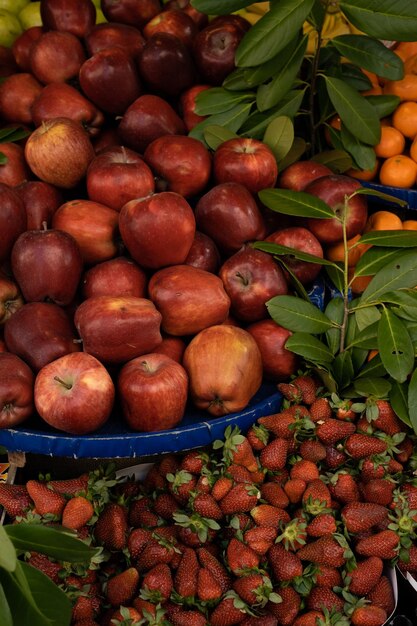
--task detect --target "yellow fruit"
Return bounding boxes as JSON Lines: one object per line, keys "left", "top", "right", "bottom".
{"left": 18, "top": 1, "right": 41, "bottom": 29}
{"left": 0, "top": 9, "right": 21, "bottom": 47}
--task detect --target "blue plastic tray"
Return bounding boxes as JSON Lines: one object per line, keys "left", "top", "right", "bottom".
{"left": 361, "top": 181, "right": 417, "bottom": 209}
{"left": 0, "top": 384, "right": 282, "bottom": 459}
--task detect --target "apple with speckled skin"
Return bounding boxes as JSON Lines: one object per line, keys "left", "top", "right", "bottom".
{"left": 247, "top": 319, "right": 298, "bottom": 382}
{"left": 0, "top": 352, "right": 34, "bottom": 429}
{"left": 81, "top": 257, "right": 147, "bottom": 299}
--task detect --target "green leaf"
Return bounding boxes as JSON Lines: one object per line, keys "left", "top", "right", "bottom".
{"left": 258, "top": 188, "right": 335, "bottom": 219}
{"left": 365, "top": 95, "right": 401, "bottom": 118}
{"left": 189, "top": 101, "right": 253, "bottom": 143}
{"left": 285, "top": 333, "right": 334, "bottom": 364}
{"left": 0, "top": 583, "right": 12, "bottom": 626}
{"left": 389, "top": 381, "right": 412, "bottom": 427}
{"left": 377, "top": 309, "right": 414, "bottom": 383}
{"left": 346, "top": 320, "right": 379, "bottom": 349}
{"left": 332, "top": 351, "right": 355, "bottom": 389}
{"left": 382, "top": 289, "right": 417, "bottom": 321}
{"left": 340, "top": 123, "right": 377, "bottom": 171}
{"left": 356, "top": 353, "right": 386, "bottom": 378}
{"left": 331, "top": 35, "right": 404, "bottom": 81}
{"left": 190, "top": 0, "right": 252, "bottom": 14}
{"left": 353, "top": 377, "right": 392, "bottom": 398}
{"left": 340, "top": 0, "right": 417, "bottom": 42}
{"left": 355, "top": 305, "right": 381, "bottom": 331}
{"left": 5, "top": 525, "right": 98, "bottom": 564}
{"left": 194, "top": 88, "right": 254, "bottom": 116}
{"left": 203, "top": 125, "right": 239, "bottom": 150}
{"left": 0, "top": 154, "right": 7, "bottom": 165}
{"left": 405, "top": 320, "right": 417, "bottom": 342}
{"left": 240, "top": 89, "right": 306, "bottom": 138}
{"left": 263, "top": 116, "right": 294, "bottom": 162}
{"left": 360, "top": 249, "right": 417, "bottom": 302}
{"left": 278, "top": 258, "right": 311, "bottom": 302}
{"left": 325, "top": 298, "right": 344, "bottom": 355}
{"left": 408, "top": 369, "right": 417, "bottom": 435}
{"left": 338, "top": 63, "right": 372, "bottom": 91}
{"left": 235, "top": 0, "right": 315, "bottom": 67}
{"left": 358, "top": 231, "right": 417, "bottom": 247}
{"left": 253, "top": 241, "right": 339, "bottom": 267}
{"left": 256, "top": 35, "right": 308, "bottom": 111}
{"left": 354, "top": 247, "right": 403, "bottom": 277}
{"left": 0, "top": 526, "right": 16, "bottom": 573}
{"left": 325, "top": 264, "right": 345, "bottom": 293}
{"left": 324, "top": 75, "right": 380, "bottom": 145}
{"left": 278, "top": 136, "right": 307, "bottom": 170}
{"left": 311, "top": 149, "right": 353, "bottom": 173}
{"left": 0, "top": 126, "right": 29, "bottom": 142}
{"left": 267, "top": 295, "right": 336, "bottom": 333}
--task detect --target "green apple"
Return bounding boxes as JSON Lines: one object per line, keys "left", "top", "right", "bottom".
{"left": 0, "top": 0, "right": 29, "bottom": 15}
{"left": 18, "top": 1, "right": 42, "bottom": 30}
{"left": 0, "top": 9, "right": 22, "bottom": 47}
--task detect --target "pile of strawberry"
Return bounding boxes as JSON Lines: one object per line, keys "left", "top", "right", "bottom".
{"left": 2, "top": 373, "right": 417, "bottom": 626}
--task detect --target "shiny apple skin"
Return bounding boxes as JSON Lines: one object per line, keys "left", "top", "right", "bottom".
{"left": 0, "top": 277, "right": 23, "bottom": 325}
{"left": 30, "top": 31, "right": 86, "bottom": 84}
{"left": 16, "top": 180, "right": 63, "bottom": 231}
{"left": 219, "top": 246, "right": 288, "bottom": 323}
{"left": 85, "top": 22, "right": 146, "bottom": 58}
{"left": 74, "top": 295, "right": 163, "bottom": 364}
{"left": 11, "top": 228, "right": 83, "bottom": 306}
{"left": 118, "top": 352, "right": 188, "bottom": 431}
{"left": 40, "top": 0, "right": 96, "bottom": 38}
{"left": 185, "top": 231, "right": 221, "bottom": 274}
{"left": 118, "top": 94, "right": 186, "bottom": 153}
{"left": 192, "top": 20, "right": 245, "bottom": 86}
{"left": 12, "top": 26, "right": 43, "bottom": 72}
{"left": 101, "top": 0, "right": 162, "bottom": 29}
{"left": 86, "top": 146, "right": 155, "bottom": 211}
{"left": 0, "top": 352, "right": 34, "bottom": 428}
{"left": 166, "top": 0, "right": 208, "bottom": 29}
{"left": 153, "top": 334, "right": 186, "bottom": 363}
{"left": 119, "top": 192, "right": 196, "bottom": 270}
{"left": 34, "top": 352, "right": 114, "bottom": 434}
{"left": 213, "top": 138, "right": 278, "bottom": 194}
{"left": 278, "top": 161, "right": 333, "bottom": 191}
{"left": 179, "top": 84, "right": 210, "bottom": 132}
{"left": 0, "top": 183, "right": 27, "bottom": 264}
{"left": 4, "top": 302, "right": 80, "bottom": 372}
{"left": 148, "top": 265, "right": 230, "bottom": 336}
{"left": 195, "top": 182, "right": 266, "bottom": 254}
{"left": 183, "top": 324, "right": 263, "bottom": 416}
{"left": 82, "top": 257, "right": 147, "bottom": 299}
{"left": 305, "top": 175, "right": 368, "bottom": 244}
{"left": 144, "top": 135, "right": 211, "bottom": 198}
{"left": 265, "top": 227, "right": 324, "bottom": 286}
{"left": 247, "top": 319, "right": 298, "bottom": 382}
{"left": 0, "top": 72, "right": 42, "bottom": 125}
{"left": 0, "top": 143, "right": 31, "bottom": 187}
{"left": 143, "top": 9, "right": 197, "bottom": 47}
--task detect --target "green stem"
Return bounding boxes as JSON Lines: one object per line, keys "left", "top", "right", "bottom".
{"left": 308, "top": 2, "right": 329, "bottom": 155}
{"left": 339, "top": 194, "right": 351, "bottom": 353}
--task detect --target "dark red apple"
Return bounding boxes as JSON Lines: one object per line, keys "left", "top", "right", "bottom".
{"left": 148, "top": 264, "right": 230, "bottom": 336}
{"left": 247, "top": 319, "right": 298, "bottom": 382}
{"left": 137, "top": 32, "right": 195, "bottom": 96}
{"left": 41, "top": 0, "right": 96, "bottom": 38}
{"left": 209, "top": 14, "right": 251, "bottom": 33}
{"left": 86, "top": 146, "right": 155, "bottom": 211}
{"left": 74, "top": 295, "right": 162, "bottom": 364}
{"left": 192, "top": 19, "right": 246, "bottom": 85}
{"left": 179, "top": 84, "right": 210, "bottom": 131}
{"left": 183, "top": 324, "right": 262, "bottom": 416}
{"left": 29, "top": 30, "right": 86, "bottom": 84}
{"left": 118, "top": 353, "right": 188, "bottom": 431}
{"left": 0, "top": 277, "right": 23, "bottom": 325}
{"left": 213, "top": 138, "right": 278, "bottom": 194}
{"left": 219, "top": 246, "right": 288, "bottom": 323}
{"left": 11, "top": 227, "right": 83, "bottom": 305}
{"left": 119, "top": 192, "right": 196, "bottom": 269}
{"left": 166, "top": 0, "right": 208, "bottom": 29}
{"left": 144, "top": 135, "right": 211, "bottom": 197}
{"left": 85, "top": 22, "right": 146, "bottom": 58}
{"left": 305, "top": 175, "right": 368, "bottom": 244}
{"left": 12, "top": 27, "right": 43, "bottom": 71}
{"left": 153, "top": 334, "right": 186, "bottom": 363}
{"left": 0, "top": 352, "right": 34, "bottom": 428}
{"left": 24, "top": 117, "right": 95, "bottom": 189}
{"left": 0, "top": 143, "right": 31, "bottom": 187}
{"left": 143, "top": 9, "right": 197, "bottom": 47}
{"left": 34, "top": 352, "right": 114, "bottom": 434}
{"left": 0, "top": 46, "right": 18, "bottom": 77}
{"left": 278, "top": 160, "right": 333, "bottom": 191}
{"left": 16, "top": 180, "right": 63, "bottom": 230}
{"left": 185, "top": 231, "right": 221, "bottom": 274}
{"left": 31, "top": 82, "right": 105, "bottom": 134}
{"left": 118, "top": 94, "right": 186, "bottom": 153}
{"left": 4, "top": 302, "right": 80, "bottom": 372}
{"left": 0, "top": 183, "right": 27, "bottom": 264}
{"left": 52, "top": 199, "right": 119, "bottom": 265}
{"left": 92, "top": 125, "right": 121, "bottom": 153}
{"left": 101, "top": 0, "right": 162, "bottom": 29}
{"left": 82, "top": 257, "right": 147, "bottom": 299}
{"left": 265, "top": 227, "right": 324, "bottom": 285}
{"left": 79, "top": 46, "right": 142, "bottom": 115}
{"left": 0, "top": 72, "right": 42, "bottom": 125}
{"left": 195, "top": 182, "right": 266, "bottom": 254}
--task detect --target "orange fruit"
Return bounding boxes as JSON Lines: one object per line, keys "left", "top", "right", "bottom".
{"left": 367, "top": 349, "right": 379, "bottom": 361}
{"left": 324, "top": 115, "right": 341, "bottom": 146}
{"left": 410, "top": 135, "right": 417, "bottom": 163}
{"left": 383, "top": 75, "right": 417, "bottom": 102}
{"left": 374, "top": 126, "right": 405, "bottom": 158}
{"left": 347, "top": 159, "right": 379, "bottom": 182}
{"left": 403, "top": 220, "right": 417, "bottom": 230}
{"left": 326, "top": 234, "right": 364, "bottom": 266}
{"left": 361, "top": 84, "right": 383, "bottom": 96}
{"left": 361, "top": 69, "right": 380, "bottom": 87}
{"left": 364, "top": 210, "right": 403, "bottom": 232}
{"left": 392, "top": 101, "right": 417, "bottom": 139}
{"left": 379, "top": 154, "right": 417, "bottom": 188}
{"left": 395, "top": 41, "right": 417, "bottom": 61}
{"left": 349, "top": 271, "right": 373, "bottom": 294}
{"left": 404, "top": 53, "right": 417, "bottom": 76}
{"left": 380, "top": 117, "right": 391, "bottom": 127}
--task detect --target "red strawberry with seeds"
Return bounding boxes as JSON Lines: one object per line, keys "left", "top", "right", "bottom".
{"left": 219, "top": 483, "right": 260, "bottom": 515}
{"left": 174, "top": 547, "right": 199, "bottom": 598}
{"left": 197, "top": 566, "right": 223, "bottom": 602}
{"left": 366, "top": 575, "right": 395, "bottom": 615}
{"left": 210, "top": 595, "right": 247, "bottom": 626}
{"left": 49, "top": 473, "right": 89, "bottom": 496}
{"left": 158, "top": 453, "right": 181, "bottom": 477}
{"left": 141, "top": 563, "right": 173, "bottom": 603}
{"left": 292, "top": 611, "right": 325, "bottom": 626}
{"left": 260, "top": 438, "right": 288, "bottom": 471}
{"left": 62, "top": 496, "right": 94, "bottom": 530}
{"left": 345, "top": 433, "right": 387, "bottom": 459}
{"left": 72, "top": 596, "right": 101, "bottom": 623}
{"left": 355, "top": 529, "right": 400, "bottom": 559}
{"left": 106, "top": 567, "right": 139, "bottom": 606}
{"left": 247, "top": 424, "right": 269, "bottom": 451}
{"left": 180, "top": 450, "right": 209, "bottom": 475}
{"left": 267, "top": 586, "right": 300, "bottom": 625}
{"left": 0, "top": 483, "right": 32, "bottom": 518}
{"left": 309, "top": 397, "right": 332, "bottom": 421}
{"left": 268, "top": 542, "right": 303, "bottom": 581}
{"left": 127, "top": 527, "right": 153, "bottom": 560}
{"left": 315, "top": 565, "right": 342, "bottom": 587}
{"left": 325, "top": 445, "right": 348, "bottom": 469}
{"left": 240, "top": 616, "right": 278, "bottom": 626}
{"left": 368, "top": 399, "right": 403, "bottom": 435}
{"left": 360, "top": 478, "right": 395, "bottom": 506}
{"left": 136, "top": 535, "right": 177, "bottom": 571}
{"left": 260, "top": 482, "right": 289, "bottom": 508}
{"left": 244, "top": 526, "right": 277, "bottom": 556}
{"left": 212, "top": 476, "right": 233, "bottom": 501}
{"left": 193, "top": 492, "right": 223, "bottom": 520}
{"left": 297, "top": 535, "right": 347, "bottom": 567}
{"left": 351, "top": 605, "right": 387, "bottom": 626}
{"left": 197, "top": 547, "right": 231, "bottom": 593}
{"left": 250, "top": 503, "right": 290, "bottom": 527}
{"left": 277, "top": 381, "right": 301, "bottom": 402}
{"left": 395, "top": 436, "right": 413, "bottom": 463}
{"left": 293, "top": 375, "right": 319, "bottom": 404}
{"left": 348, "top": 556, "right": 383, "bottom": 595}
{"left": 290, "top": 459, "right": 320, "bottom": 483}
{"left": 299, "top": 440, "right": 326, "bottom": 462}
{"left": 27, "top": 552, "right": 62, "bottom": 583}
{"left": 302, "top": 479, "right": 332, "bottom": 512}
{"left": 233, "top": 573, "right": 269, "bottom": 606}
{"left": 171, "top": 609, "right": 209, "bottom": 626}
{"left": 26, "top": 479, "right": 66, "bottom": 517}
{"left": 329, "top": 472, "right": 361, "bottom": 504}
{"left": 341, "top": 502, "right": 388, "bottom": 533}
{"left": 94, "top": 502, "right": 128, "bottom": 550}
{"left": 153, "top": 492, "right": 180, "bottom": 519}
{"left": 284, "top": 478, "right": 306, "bottom": 504}
{"left": 306, "top": 513, "right": 337, "bottom": 537}
{"left": 128, "top": 496, "right": 156, "bottom": 528}
{"left": 306, "top": 587, "right": 344, "bottom": 612}
{"left": 316, "top": 418, "right": 356, "bottom": 445}
{"left": 258, "top": 410, "right": 297, "bottom": 439}
{"left": 226, "top": 537, "right": 260, "bottom": 574}
{"left": 227, "top": 464, "right": 253, "bottom": 484}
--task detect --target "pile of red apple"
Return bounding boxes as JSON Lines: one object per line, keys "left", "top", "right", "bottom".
{"left": 0, "top": 0, "right": 369, "bottom": 437}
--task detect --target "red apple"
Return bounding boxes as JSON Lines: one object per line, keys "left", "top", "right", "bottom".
{"left": 34, "top": 352, "right": 114, "bottom": 434}
{"left": 144, "top": 135, "right": 211, "bottom": 198}
{"left": 11, "top": 27, "right": 43, "bottom": 72}
{"left": 52, "top": 199, "right": 119, "bottom": 265}
{"left": 209, "top": 14, "right": 251, "bottom": 34}
{"left": 183, "top": 324, "right": 263, "bottom": 416}
{"left": 0, "top": 142, "right": 31, "bottom": 187}
{"left": 185, "top": 231, "right": 221, "bottom": 274}
{"left": 166, "top": 0, "right": 208, "bottom": 29}
{"left": 24, "top": 117, "right": 95, "bottom": 189}
{"left": 213, "top": 137, "right": 278, "bottom": 194}
{"left": 148, "top": 264, "right": 230, "bottom": 336}
{"left": 143, "top": 9, "right": 197, "bottom": 47}
{"left": 118, "top": 353, "right": 188, "bottom": 431}
{"left": 74, "top": 295, "right": 163, "bottom": 364}
{"left": 192, "top": 19, "right": 245, "bottom": 85}
{"left": 265, "top": 227, "right": 324, "bottom": 285}
{"left": 278, "top": 160, "right": 333, "bottom": 191}
{"left": 30, "top": 30, "right": 86, "bottom": 84}
{"left": 195, "top": 182, "right": 266, "bottom": 254}
{"left": 41, "top": 0, "right": 96, "bottom": 38}
{"left": 85, "top": 22, "right": 146, "bottom": 58}
{"left": 247, "top": 319, "right": 298, "bottom": 382}
{"left": 92, "top": 125, "right": 121, "bottom": 153}
{"left": 0, "top": 183, "right": 27, "bottom": 264}
{"left": 81, "top": 257, "right": 147, "bottom": 299}
{"left": 118, "top": 94, "right": 186, "bottom": 153}
{"left": 86, "top": 146, "right": 155, "bottom": 211}
{"left": 0, "top": 277, "right": 23, "bottom": 325}
{"left": 153, "top": 334, "right": 186, "bottom": 363}
{"left": 0, "top": 352, "right": 34, "bottom": 428}
{"left": 79, "top": 46, "right": 142, "bottom": 115}
{"left": 179, "top": 84, "right": 210, "bottom": 131}
{"left": 16, "top": 180, "right": 63, "bottom": 230}
{"left": 305, "top": 174, "right": 368, "bottom": 244}
{"left": 0, "top": 45, "right": 18, "bottom": 77}
{"left": 31, "top": 82, "right": 105, "bottom": 135}
{"left": 4, "top": 302, "right": 80, "bottom": 371}
{"left": 101, "top": 0, "right": 162, "bottom": 29}
{"left": 0, "top": 72, "right": 42, "bottom": 125}
{"left": 119, "top": 192, "right": 196, "bottom": 269}
{"left": 11, "top": 227, "right": 83, "bottom": 305}
{"left": 219, "top": 245, "right": 288, "bottom": 323}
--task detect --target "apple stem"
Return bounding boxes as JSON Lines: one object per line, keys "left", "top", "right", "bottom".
{"left": 41, "top": 221, "right": 48, "bottom": 232}
{"left": 339, "top": 194, "right": 350, "bottom": 353}
{"left": 236, "top": 272, "right": 249, "bottom": 286}
{"left": 141, "top": 360, "right": 151, "bottom": 372}
{"left": 54, "top": 376, "right": 73, "bottom": 390}
{"left": 73, "top": 339, "right": 83, "bottom": 344}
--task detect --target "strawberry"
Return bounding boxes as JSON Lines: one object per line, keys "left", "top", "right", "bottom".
{"left": 26, "top": 552, "right": 62, "bottom": 583}
{"left": 94, "top": 503, "right": 128, "bottom": 550}
{"left": 244, "top": 526, "right": 277, "bottom": 556}
{"left": 226, "top": 537, "right": 260, "bottom": 574}
{"left": 292, "top": 611, "right": 325, "bottom": 626}
{"left": 355, "top": 529, "right": 400, "bottom": 559}
{"left": 192, "top": 492, "right": 223, "bottom": 520}
{"left": 180, "top": 450, "right": 209, "bottom": 475}
{"left": 341, "top": 502, "right": 388, "bottom": 533}
{"left": 247, "top": 424, "right": 269, "bottom": 451}
{"left": 127, "top": 527, "right": 153, "bottom": 560}
{"left": 240, "top": 616, "right": 278, "bottom": 626}
{"left": 277, "top": 381, "right": 301, "bottom": 403}
{"left": 329, "top": 472, "right": 360, "bottom": 504}
{"left": 351, "top": 605, "right": 387, "bottom": 626}
{"left": 141, "top": 563, "right": 173, "bottom": 603}
{"left": 302, "top": 479, "right": 332, "bottom": 513}
{"left": 306, "top": 587, "right": 344, "bottom": 612}
{"left": 137, "top": 534, "right": 178, "bottom": 570}
{"left": 133, "top": 598, "right": 157, "bottom": 620}
{"left": 26, "top": 479, "right": 66, "bottom": 517}
{"left": 227, "top": 464, "right": 254, "bottom": 484}
{"left": 168, "top": 470, "right": 197, "bottom": 504}
{"left": 62, "top": 496, "right": 94, "bottom": 530}
{"left": 360, "top": 478, "right": 395, "bottom": 506}
{"left": 298, "top": 440, "right": 326, "bottom": 462}
{"left": 158, "top": 453, "right": 181, "bottom": 477}
{"left": 316, "top": 418, "right": 356, "bottom": 445}
{"left": 111, "top": 606, "right": 142, "bottom": 623}
{"left": 396, "top": 544, "right": 417, "bottom": 573}
{"left": 290, "top": 459, "right": 320, "bottom": 483}
{"left": 233, "top": 573, "right": 267, "bottom": 605}
{"left": 48, "top": 473, "right": 89, "bottom": 496}
{"left": 359, "top": 458, "right": 386, "bottom": 482}
{"left": 345, "top": 434, "right": 387, "bottom": 459}
{"left": 229, "top": 434, "right": 259, "bottom": 473}
{"left": 250, "top": 503, "right": 290, "bottom": 527}
{"left": 268, "top": 542, "right": 303, "bottom": 581}
{"left": 292, "top": 375, "right": 318, "bottom": 404}
{"left": 296, "top": 535, "right": 347, "bottom": 567}
{"left": 171, "top": 609, "right": 209, "bottom": 626}
{"left": 219, "top": 483, "right": 260, "bottom": 515}
{"left": 257, "top": 410, "right": 297, "bottom": 439}
{"left": 212, "top": 476, "right": 233, "bottom": 501}
{"left": 366, "top": 575, "right": 395, "bottom": 615}
{"left": 0, "top": 483, "right": 32, "bottom": 517}
{"left": 153, "top": 492, "right": 180, "bottom": 519}
{"left": 309, "top": 397, "right": 332, "bottom": 421}
{"left": 267, "top": 586, "right": 300, "bottom": 625}
{"left": 367, "top": 399, "right": 403, "bottom": 435}
{"left": 284, "top": 478, "right": 306, "bottom": 504}
{"left": 306, "top": 513, "right": 337, "bottom": 537}
{"left": 197, "top": 547, "right": 231, "bottom": 593}
{"left": 395, "top": 436, "right": 414, "bottom": 463}
{"left": 260, "top": 482, "right": 289, "bottom": 508}
{"left": 325, "top": 445, "right": 348, "bottom": 469}
{"left": 174, "top": 547, "right": 199, "bottom": 598}
{"left": 143, "top": 465, "right": 166, "bottom": 491}
{"left": 197, "top": 566, "right": 223, "bottom": 601}
{"left": 128, "top": 496, "right": 156, "bottom": 528}
{"left": 348, "top": 556, "right": 383, "bottom": 595}
{"left": 260, "top": 438, "right": 288, "bottom": 471}
{"left": 106, "top": 567, "right": 139, "bottom": 607}
{"left": 73, "top": 620, "right": 99, "bottom": 626}
{"left": 315, "top": 565, "right": 342, "bottom": 588}
{"left": 210, "top": 595, "right": 247, "bottom": 626}
{"left": 72, "top": 596, "right": 100, "bottom": 623}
